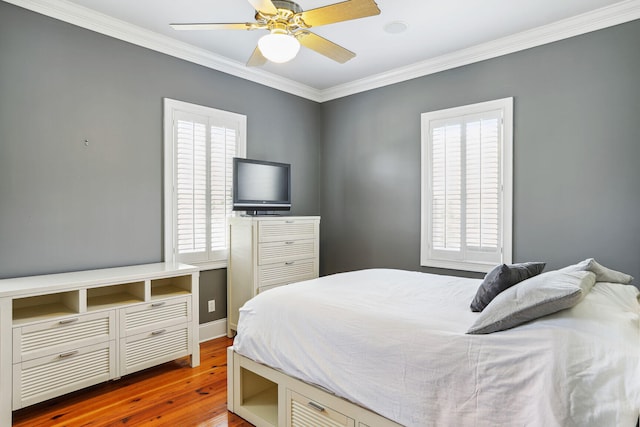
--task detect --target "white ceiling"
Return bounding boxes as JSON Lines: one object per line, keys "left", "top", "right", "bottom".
{"left": 7, "top": 0, "right": 640, "bottom": 100}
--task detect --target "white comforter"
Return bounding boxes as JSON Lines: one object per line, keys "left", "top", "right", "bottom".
{"left": 233, "top": 269, "right": 640, "bottom": 427}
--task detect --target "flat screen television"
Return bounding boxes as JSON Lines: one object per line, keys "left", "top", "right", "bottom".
{"left": 232, "top": 157, "right": 291, "bottom": 214}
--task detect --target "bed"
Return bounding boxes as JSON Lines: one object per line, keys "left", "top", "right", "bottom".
{"left": 228, "top": 266, "right": 640, "bottom": 427}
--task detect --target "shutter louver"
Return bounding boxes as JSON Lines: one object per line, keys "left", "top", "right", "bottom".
{"left": 466, "top": 117, "right": 500, "bottom": 251}
{"left": 176, "top": 119, "right": 207, "bottom": 257}
{"left": 431, "top": 123, "right": 462, "bottom": 251}
{"left": 210, "top": 126, "right": 237, "bottom": 252}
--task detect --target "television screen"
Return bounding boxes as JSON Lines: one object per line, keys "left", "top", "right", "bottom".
{"left": 233, "top": 158, "right": 291, "bottom": 213}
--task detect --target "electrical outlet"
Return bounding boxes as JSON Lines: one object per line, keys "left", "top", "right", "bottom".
{"left": 207, "top": 300, "right": 215, "bottom": 313}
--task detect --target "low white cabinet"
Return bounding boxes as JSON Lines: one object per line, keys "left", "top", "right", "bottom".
{"left": 227, "top": 216, "right": 320, "bottom": 337}
{"left": 0, "top": 262, "right": 199, "bottom": 425}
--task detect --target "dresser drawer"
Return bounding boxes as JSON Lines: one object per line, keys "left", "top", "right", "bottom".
{"left": 119, "top": 323, "right": 191, "bottom": 376}
{"left": 258, "top": 259, "right": 317, "bottom": 288}
{"left": 13, "top": 341, "right": 115, "bottom": 410}
{"left": 257, "top": 283, "right": 285, "bottom": 294}
{"left": 120, "top": 296, "right": 191, "bottom": 336}
{"left": 258, "top": 219, "right": 318, "bottom": 243}
{"left": 287, "top": 390, "right": 355, "bottom": 427}
{"left": 13, "top": 311, "right": 115, "bottom": 362}
{"left": 258, "top": 239, "right": 317, "bottom": 265}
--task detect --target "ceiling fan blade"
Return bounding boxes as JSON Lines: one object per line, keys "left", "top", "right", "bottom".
{"left": 296, "top": 31, "right": 355, "bottom": 64}
{"left": 247, "top": 46, "right": 268, "bottom": 67}
{"left": 299, "top": 0, "right": 380, "bottom": 28}
{"left": 247, "top": 0, "right": 278, "bottom": 15}
{"left": 170, "top": 23, "right": 253, "bottom": 31}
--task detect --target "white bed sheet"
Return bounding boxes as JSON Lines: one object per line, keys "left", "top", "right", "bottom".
{"left": 233, "top": 269, "right": 640, "bottom": 427}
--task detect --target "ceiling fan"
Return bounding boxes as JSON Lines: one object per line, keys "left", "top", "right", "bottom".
{"left": 170, "top": 0, "right": 381, "bottom": 66}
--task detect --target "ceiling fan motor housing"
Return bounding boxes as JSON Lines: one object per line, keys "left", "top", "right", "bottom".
{"left": 255, "top": 0, "right": 307, "bottom": 34}
{"left": 255, "top": 0, "right": 303, "bottom": 20}
{"left": 272, "top": 0, "right": 302, "bottom": 13}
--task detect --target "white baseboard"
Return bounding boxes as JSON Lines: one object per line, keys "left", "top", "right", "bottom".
{"left": 199, "top": 318, "right": 227, "bottom": 342}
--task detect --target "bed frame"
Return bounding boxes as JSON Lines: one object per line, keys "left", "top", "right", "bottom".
{"left": 227, "top": 347, "right": 402, "bottom": 427}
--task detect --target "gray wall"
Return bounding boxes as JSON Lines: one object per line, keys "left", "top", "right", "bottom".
{"left": 320, "top": 20, "right": 640, "bottom": 284}
{"left": 2, "top": 0, "right": 638, "bottom": 325}
{"left": 0, "top": 2, "right": 322, "bottom": 322}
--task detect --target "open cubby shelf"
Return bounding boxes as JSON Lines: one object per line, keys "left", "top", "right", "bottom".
{"left": 8, "top": 266, "right": 198, "bottom": 325}
{"left": 150, "top": 285, "right": 191, "bottom": 299}
{"left": 12, "top": 291, "right": 80, "bottom": 325}
{"left": 241, "top": 367, "right": 279, "bottom": 426}
{"left": 86, "top": 282, "right": 145, "bottom": 311}
{"left": 13, "top": 303, "right": 77, "bottom": 324}
{"left": 150, "top": 275, "right": 192, "bottom": 300}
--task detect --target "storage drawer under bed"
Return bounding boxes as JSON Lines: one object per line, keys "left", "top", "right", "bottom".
{"left": 287, "top": 390, "right": 355, "bottom": 427}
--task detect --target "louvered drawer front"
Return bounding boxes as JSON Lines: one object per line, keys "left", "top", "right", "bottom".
{"left": 13, "top": 311, "right": 114, "bottom": 362}
{"left": 288, "top": 391, "right": 355, "bottom": 427}
{"left": 258, "top": 259, "right": 317, "bottom": 288}
{"left": 257, "top": 283, "right": 286, "bottom": 294}
{"left": 121, "top": 297, "right": 190, "bottom": 336}
{"left": 120, "top": 323, "right": 190, "bottom": 376}
{"left": 258, "top": 220, "right": 318, "bottom": 243}
{"left": 258, "top": 239, "right": 316, "bottom": 265}
{"left": 14, "top": 341, "right": 115, "bottom": 410}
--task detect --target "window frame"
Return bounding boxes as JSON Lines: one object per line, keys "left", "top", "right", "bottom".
{"left": 163, "top": 98, "right": 247, "bottom": 269}
{"left": 420, "top": 97, "right": 513, "bottom": 273}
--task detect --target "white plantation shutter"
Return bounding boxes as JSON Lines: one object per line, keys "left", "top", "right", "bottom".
{"left": 176, "top": 116, "right": 207, "bottom": 259}
{"left": 431, "top": 122, "right": 462, "bottom": 251}
{"left": 465, "top": 114, "right": 501, "bottom": 252}
{"left": 421, "top": 98, "right": 513, "bottom": 272}
{"left": 164, "top": 99, "right": 246, "bottom": 267}
{"left": 210, "top": 125, "right": 238, "bottom": 254}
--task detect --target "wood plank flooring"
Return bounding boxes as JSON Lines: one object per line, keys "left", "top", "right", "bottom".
{"left": 12, "top": 336, "right": 254, "bottom": 427}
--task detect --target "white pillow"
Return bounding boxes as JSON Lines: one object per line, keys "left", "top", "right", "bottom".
{"left": 559, "top": 258, "right": 633, "bottom": 284}
{"left": 467, "top": 270, "right": 596, "bottom": 334}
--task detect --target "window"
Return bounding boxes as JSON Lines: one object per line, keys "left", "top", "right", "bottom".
{"left": 420, "top": 98, "right": 513, "bottom": 273}
{"left": 164, "top": 99, "right": 246, "bottom": 268}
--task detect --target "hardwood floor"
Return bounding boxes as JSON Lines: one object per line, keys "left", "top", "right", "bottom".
{"left": 12, "top": 337, "right": 254, "bottom": 426}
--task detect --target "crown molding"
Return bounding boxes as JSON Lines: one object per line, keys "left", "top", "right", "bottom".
{"left": 320, "top": 0, "right": 640, "bottom": 101}
{"left": 5, "top": 0, "right": 640, "bottom": 103}
{"left": 2, "top": 0, "right": 323, "bottom": 102}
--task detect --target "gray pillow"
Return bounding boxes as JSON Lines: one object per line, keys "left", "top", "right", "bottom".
{"left": 470, "top": 262, "right": 546, "bottom": 312}
{"left": 467, "top": 270, "right": 596, "bottom": 334}
{"left": 559, "top": 258, "right": 633, "bottom": 284}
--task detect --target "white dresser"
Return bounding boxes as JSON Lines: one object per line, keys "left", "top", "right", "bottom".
{"left": 227, "top": 216, "right": 320, "bottom": 337}
{"left": 0, "top": 262, "right": 199, "bottom": 425}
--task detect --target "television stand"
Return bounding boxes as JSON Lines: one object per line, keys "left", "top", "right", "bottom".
{"left": 227, "top": 216, "right": 320, "bottom": 337}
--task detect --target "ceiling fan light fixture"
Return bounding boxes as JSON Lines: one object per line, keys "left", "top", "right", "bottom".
{"left": 258, "top": 32, "right": 300, "bottom": 63}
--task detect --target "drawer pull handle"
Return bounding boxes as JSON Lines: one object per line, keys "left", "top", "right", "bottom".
{"left": 151, "top": 329, "right": 166, "bottom": 336}
{"left": 59, "top": 318, "right": 79, "bottom": 325}
{"left": 151, "top": 302, "right": 166, "bottom": 308}
{"left": 307, "top": 401, "right": 325, "bottom": 412}
{"left": 285, "top": 220, "right": 295, "bottom": 224}
{"left": 285, "top": 241, "right": 295, "bottom": 245}
{"left": 58, "top": 351, "right": 78, "bottom": 359}
{"left": 285, "top": 261, "right": 295, "bottom": 265}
